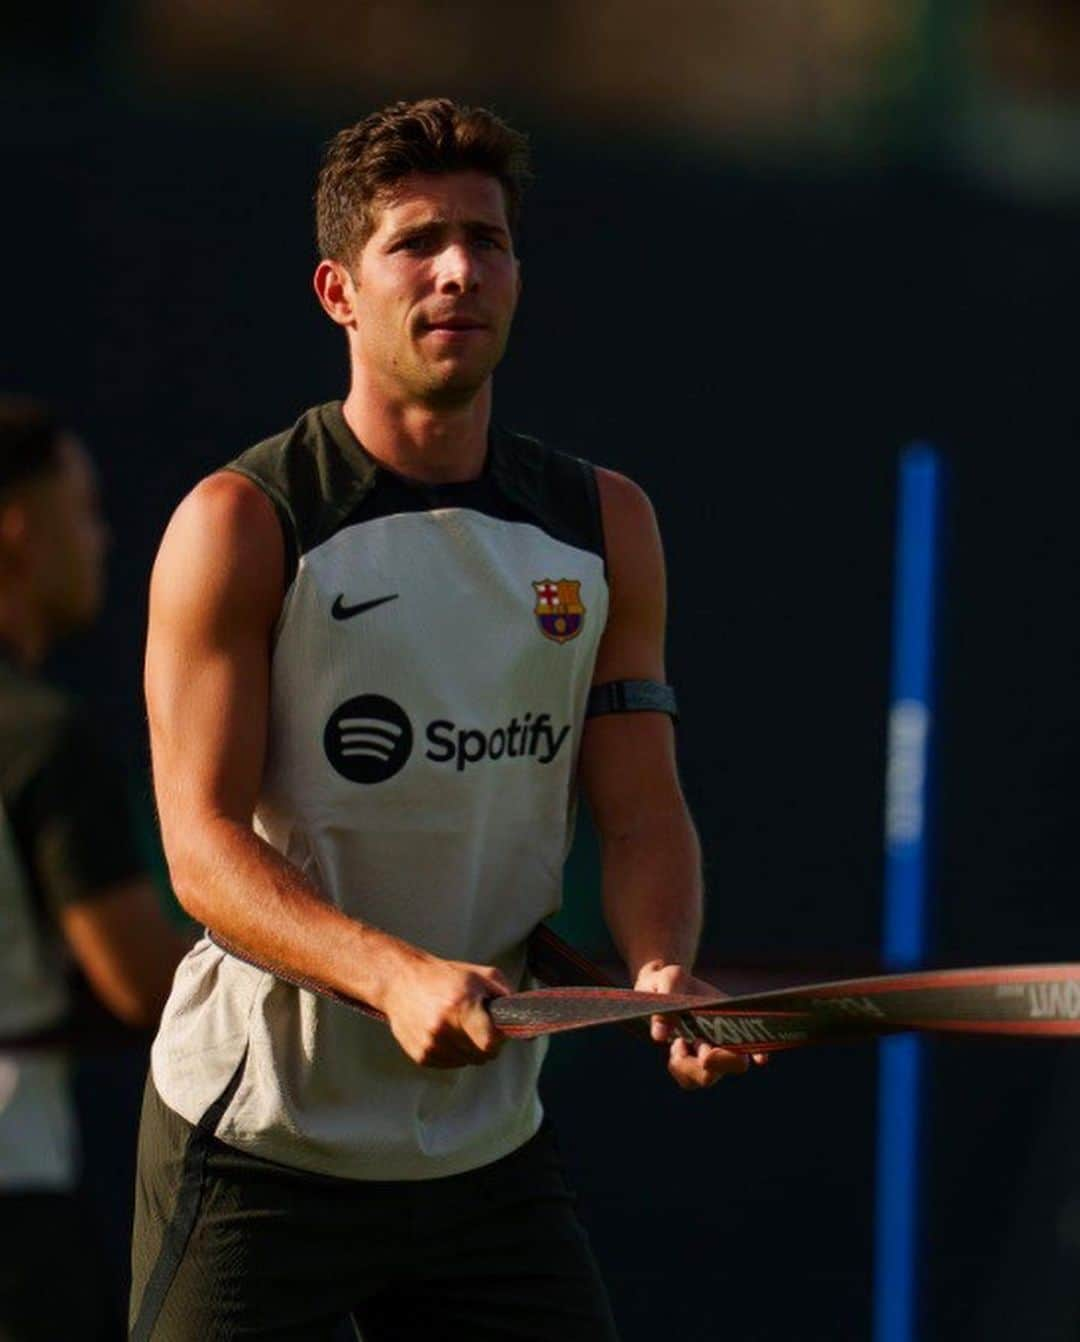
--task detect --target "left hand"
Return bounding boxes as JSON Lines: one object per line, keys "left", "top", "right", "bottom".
{"left": 633, "top": 962, "right": 767, "bottom": 1091}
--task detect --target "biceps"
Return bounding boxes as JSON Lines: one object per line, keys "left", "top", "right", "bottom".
{"left": 144, "top": 477, "right": 281, "bottom": 837}
{"left": 146, "top": 625, "right": 269, "bottom": 834}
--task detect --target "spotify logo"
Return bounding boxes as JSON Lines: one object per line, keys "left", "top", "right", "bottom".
{"left": 323, "top": 695, "right": 414, "bottom": 784}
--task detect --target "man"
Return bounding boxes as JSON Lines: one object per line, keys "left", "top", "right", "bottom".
{"left": 132, "top": 98, "right": 751, "bottom": 1342}
{"left": 0, "top": 398, "right": 191, "bottom": 1341}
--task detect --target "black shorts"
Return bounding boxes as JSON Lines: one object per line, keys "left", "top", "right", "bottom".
{"left": 130, "top": 1078, "right": 618, "bottom": 1341}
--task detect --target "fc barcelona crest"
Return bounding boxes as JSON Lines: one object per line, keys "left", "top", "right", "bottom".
{"left": 533, "top": 578, "right": 585, "bottom": 644}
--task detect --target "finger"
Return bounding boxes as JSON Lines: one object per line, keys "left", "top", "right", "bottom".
{"left": 415, "top": 1034, "right": 488, "bottom": 1068}
{"left": 699, "top": 1045, "right": 749, "bottom": 1081}
{"left": 430, "top": 1028, "right": 499, "bottom": 1067}
{"left": 668, "top": 1040, "right": 747, "bottom": 1090}
{"left": 751, "top": 1052, "right": 770, "bottom": 1067}
{"left": 667, "top": 1037, "right": 706, "bottom": 1091}
{"left": 463, "top": 1000, "right": 505, "bottom": 1058}
{"left": 481, "top": 969, "right": 514, "bottom": 998}
{"left": 668, "top": 1056, "right": 707, "bottom": 1091}
{"left": 651, "top": 1012, "right": 675, "bottom": 1043}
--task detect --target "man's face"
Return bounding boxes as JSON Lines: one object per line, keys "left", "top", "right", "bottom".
{"left": 22, "top": 437, "right": 108, "bottom": 634}
{"left": 348, "top": 171, "right": 520, "bottom": 406}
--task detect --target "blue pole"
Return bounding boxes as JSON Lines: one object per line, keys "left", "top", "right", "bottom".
{"left": 874, "top": 444, "right": 944, "bottom": 1342}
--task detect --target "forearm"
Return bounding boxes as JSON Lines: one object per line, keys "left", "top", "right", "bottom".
{"left": 599, "top": 806, "right": 704, "bottom": 980}
{"left": 164, "top": 815, "right": 427, "bottom": 1012}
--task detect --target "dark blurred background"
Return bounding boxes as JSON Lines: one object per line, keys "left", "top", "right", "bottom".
{"left": 4, "top": 2, "right": 1080, "bottom": 1337}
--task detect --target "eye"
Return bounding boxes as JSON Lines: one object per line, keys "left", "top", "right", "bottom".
{"left": 472, "top": 234, "right": 506, "bottom": 252}
{"left": 393, "top": 233, "right": 431, "bottom": 254}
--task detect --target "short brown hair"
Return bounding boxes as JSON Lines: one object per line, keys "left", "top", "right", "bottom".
{"left": 315, "top": 97, "right": 531, "bottom": 264}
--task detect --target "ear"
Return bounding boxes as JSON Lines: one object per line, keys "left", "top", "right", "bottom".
{"left": 313, "top": 259, "right": 358, "bottom": 327}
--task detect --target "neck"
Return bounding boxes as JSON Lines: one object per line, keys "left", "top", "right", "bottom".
{"left": 341, "top": 365, "right": 492, "bottom": 484}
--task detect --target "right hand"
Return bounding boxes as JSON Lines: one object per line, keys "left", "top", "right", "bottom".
{"left": 634, "top": 960, "right": 757, "bottom": 1089}
{"left": 380, "top": 954, "right": 512, "bottom": 1068}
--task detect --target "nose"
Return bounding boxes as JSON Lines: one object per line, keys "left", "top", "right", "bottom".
{"left": 435, "top": 241, "right": 479, "bottom": 294}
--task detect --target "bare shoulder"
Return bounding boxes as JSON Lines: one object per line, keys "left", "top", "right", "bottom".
{"left": 591, "top": 467, "right": 666, "bottom": 682}
{"left": 162, "top": 470, "right": 279, "bottom": 551}
{"left": 595, "top": 466, "right": 659, "bottom": 541}
{"left": 594, "top": 466, "right": 664, "bottom": 591}
{"left": 150, "top": 470, "right": 283, "bottom": 630}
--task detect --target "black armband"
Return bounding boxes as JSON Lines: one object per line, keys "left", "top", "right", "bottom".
{"left": 586, "top": 680, "right": 678, "bottom": 722}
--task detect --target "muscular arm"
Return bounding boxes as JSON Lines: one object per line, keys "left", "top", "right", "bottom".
{"left": 146, "top": 472, "right": 508, "bottom": 1067}
{"left": 579, "top": 469, "right": 748, "bottom": 1088}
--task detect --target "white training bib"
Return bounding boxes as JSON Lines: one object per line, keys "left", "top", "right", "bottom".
{"left": 151, "top": 403, "right": 608, "bottom": 1180}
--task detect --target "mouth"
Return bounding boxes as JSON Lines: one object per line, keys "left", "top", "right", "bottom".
{"left": 421, "top": 315, "right": 489, "bottom": 334}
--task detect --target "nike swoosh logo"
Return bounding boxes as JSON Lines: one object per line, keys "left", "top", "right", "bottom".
{"left": 331, "top": 593, "right": 399, "bottom": 620}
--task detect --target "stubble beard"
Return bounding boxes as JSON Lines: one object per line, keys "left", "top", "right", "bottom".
{"left": 415, "top": 362, "right": 491, "bottom": 410}
{"left": 402, "top": 325, "right": 510, "bottom": 410}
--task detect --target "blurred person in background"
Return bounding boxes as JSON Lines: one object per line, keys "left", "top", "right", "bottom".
{"left": 131, "top": 96, "right": 753, "bottom": 1342}
{"left": 0, "top": 398, "right": 192, "bottom": 1342}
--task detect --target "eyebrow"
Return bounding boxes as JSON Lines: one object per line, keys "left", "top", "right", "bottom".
{"left": 383, "top": 218, "right": 510, "bottom": 245}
